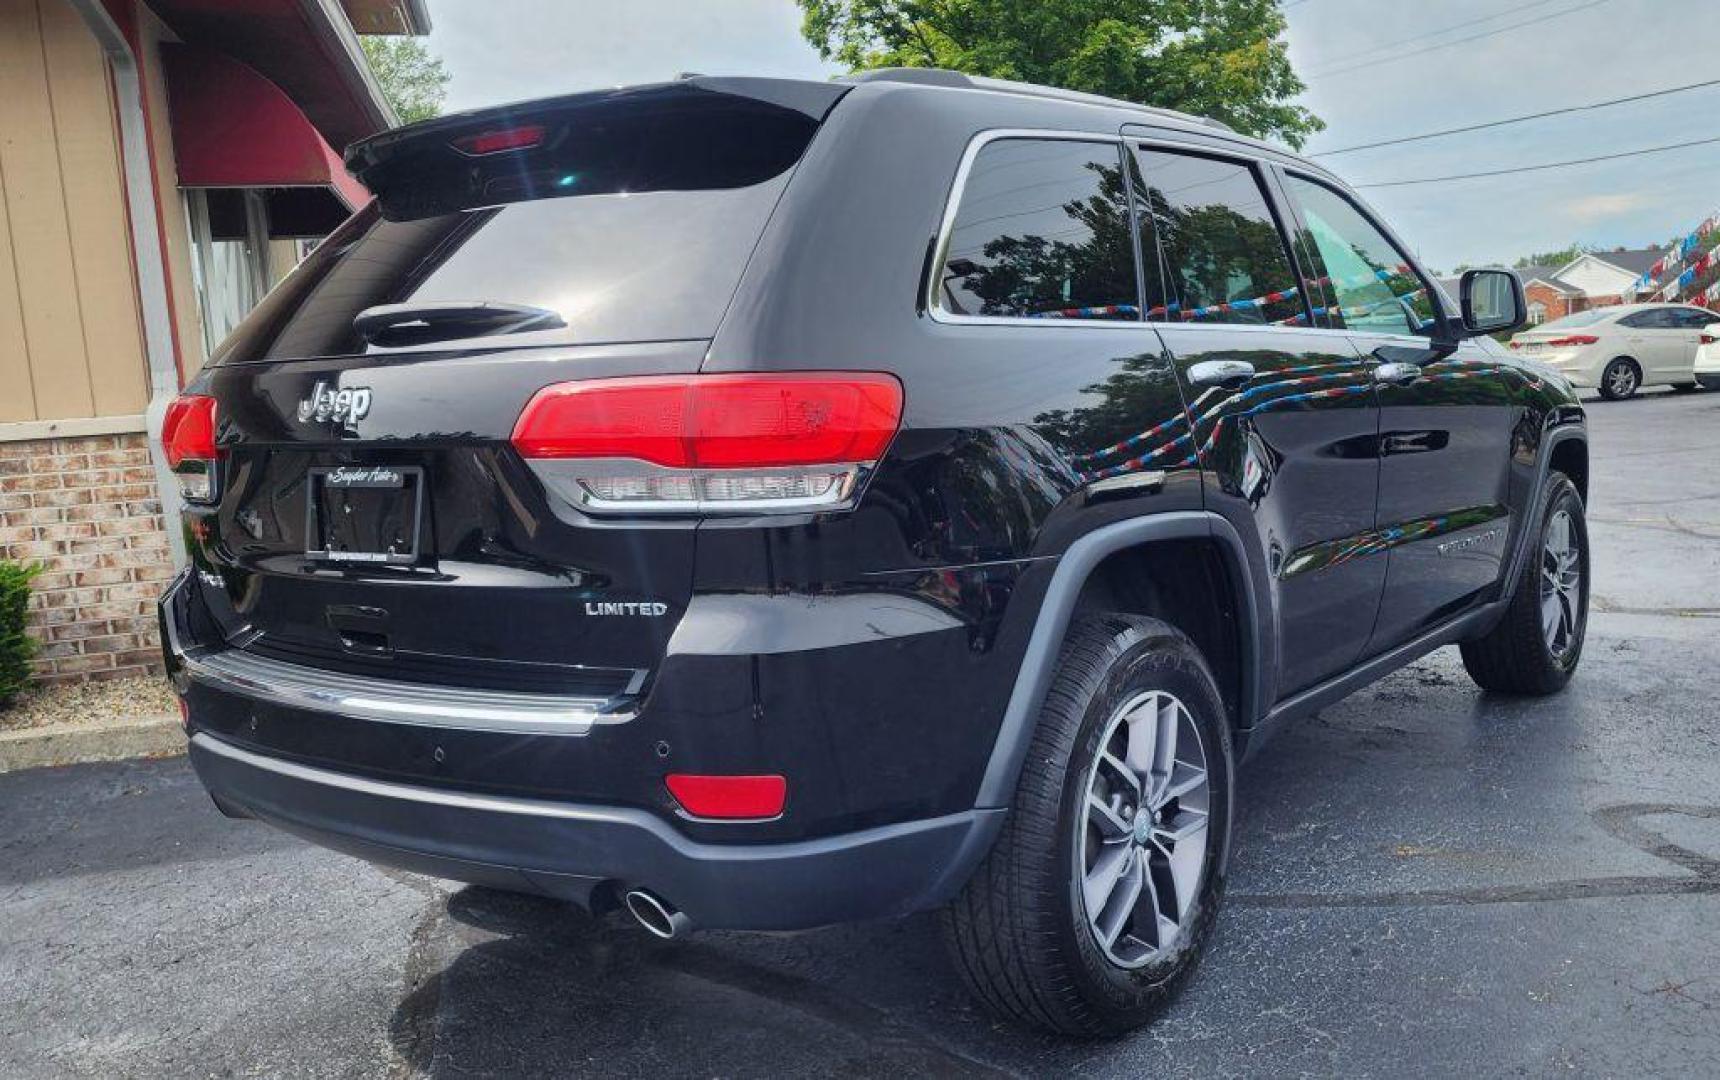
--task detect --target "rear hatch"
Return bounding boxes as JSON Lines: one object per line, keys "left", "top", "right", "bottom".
{"left": 184, "top": 78, "right": 846, "bottom": 698}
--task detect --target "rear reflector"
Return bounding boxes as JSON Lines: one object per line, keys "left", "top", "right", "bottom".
{"left": 452, "top": 124, "right": 545, "bottom": 156}
{"left": 665, "top": 774, "right": 787, "bottom": 819}
{"left": 511, "top": 372, "right": 903, "bottom": 515}
{"left": 160, "top": 394, "right": 221, "bottom": 504}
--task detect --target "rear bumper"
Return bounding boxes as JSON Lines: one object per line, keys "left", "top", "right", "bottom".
{"left": 190, "top": 731, "right": 1001, "bottom": 929}
{"left": 1696, "top": 371, "right": 1720, "bottom": 390}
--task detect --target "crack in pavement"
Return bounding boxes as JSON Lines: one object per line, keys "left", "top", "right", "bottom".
{"left": 1232, "top": 804, "right": 1720, "bottom": 910}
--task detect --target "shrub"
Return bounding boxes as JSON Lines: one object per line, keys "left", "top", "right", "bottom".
{"left": 0, "top": 561, "right": 43, "bottom": 709}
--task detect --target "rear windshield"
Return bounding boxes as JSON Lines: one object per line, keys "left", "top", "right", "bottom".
{"left": 212, "top": 92, "right": 824, "bottom": 363}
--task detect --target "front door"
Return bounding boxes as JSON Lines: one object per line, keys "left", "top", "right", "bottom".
{"left": 1130, "top": 144, "right": 1385, "bottom": 700}
{"left": 1275, "top": 171, "right": 1516, "bottom": 654}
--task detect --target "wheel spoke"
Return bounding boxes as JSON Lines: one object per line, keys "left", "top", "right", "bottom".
{"left": 1099, "top": 750, "right": 1142, "bottom": 799}
{"left": 1083, "top": 843, "right": 1133, "bottom": 919}
{"left": 1122, "top": 695, "right": 1158, "bottom": 777}
{"left": 1162, "top": 820, "right": 1209, "bottom": 920}
{"left": 1096, "top": 850, "right": 1143, "bottom": 946}
{"left": 1541, "top": 592, "right": 1561, "bottom": 642}
{"left": 1162, "top": 760, "right": 1207, "bottom": 801}
{"left": 1149, "top": 696, "right": 1179, "bottom": 803}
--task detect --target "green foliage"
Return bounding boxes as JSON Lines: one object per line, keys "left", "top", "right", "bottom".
{"left": 360, "top": 36, "right": 450, "bottom": 125}
{"left": 796, "top": 0, "right": 1322, "bottom": 147}
{"left": 0, "top": 561, "right": 43, "bottom": 709}
{"left": 1514, "top": 245, "right": 1592, "bottom": 271}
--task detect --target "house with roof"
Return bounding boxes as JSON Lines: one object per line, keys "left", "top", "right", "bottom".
{"left": 0, "top": 0, "right": 428, "bottom": 684}
{"left": 1442, "top": 248, "right": 1667, "bottom": 326}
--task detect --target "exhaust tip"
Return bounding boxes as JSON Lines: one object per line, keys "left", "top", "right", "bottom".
{"left": 624, "top": 888, "right": 690, "bottom": 940}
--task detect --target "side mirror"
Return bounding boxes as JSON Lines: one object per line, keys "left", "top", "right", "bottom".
{"left": 1459, "top": 268, "right": 1526, "bottom": 336}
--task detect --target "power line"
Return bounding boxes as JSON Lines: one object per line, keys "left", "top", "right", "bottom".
{"left": 1353, "top": 134, "right": 1720, "bottom": 188}
{"left": 1312, "top": 77, "right": 1720, "bottom": 156}
{"left": 1304, "top": 0, "right": 1564, "bottom": 75}
{"left": 1309, "top": 0, "right": 1612, "bottom": 81}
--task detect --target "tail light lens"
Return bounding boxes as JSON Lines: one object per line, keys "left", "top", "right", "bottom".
{"left": 665, "top": 774, "right": 787, "bottom": 819}
{"left": 511, "top": 372, "right": 903, "bottom": 515}
{"left": 1702, "top": 333, "right": 1718, "bottom": 346}
{"left": 160, "top": 394, "right": 221, "bottom": 504}
{"left": 1547, "top": 335, "right": 1600, "bottom": 347}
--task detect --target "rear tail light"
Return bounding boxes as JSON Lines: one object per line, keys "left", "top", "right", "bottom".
{"left": 1547, "top": 335, "right": 1600, "bottom": 347}
{"left": 1702, "top": 333, "right": 1718, "bottom": 346}
{"left": 665, "top": 774, "right": 787, "bottom": 819}
{"left": 511, "top": 372, "right": 903, "bottom": 515}
{"left": 160, "top": 394, "right": 221, "bottom": 504}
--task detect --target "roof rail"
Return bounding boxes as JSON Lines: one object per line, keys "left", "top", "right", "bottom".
{"left": 843, "top": 67, "right": 1234, "bottom": 134}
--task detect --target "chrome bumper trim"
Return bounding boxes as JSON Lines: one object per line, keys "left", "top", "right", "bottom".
{"left": 178, "top": 643, "right": 631, "bottom": 737}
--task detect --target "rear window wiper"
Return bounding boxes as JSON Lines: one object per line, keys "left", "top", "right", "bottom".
{"left": 353, "top": 301, "right": 565, "bottom": 346}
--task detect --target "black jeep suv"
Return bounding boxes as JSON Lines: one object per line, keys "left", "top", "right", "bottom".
{"left": 159, "top": 69, "right": 1590, "bottom": 1035}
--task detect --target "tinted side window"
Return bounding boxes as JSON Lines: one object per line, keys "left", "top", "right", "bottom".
{"left": 1675, "top": 308, "right": 1716, "bottom": 328}
{"left": 939, "top": 139, "right": 1138, "bottom": 320}
{"left": 1621, "top": 309, "right": 1672, "bottom": 329}
{"left": 1131, "top": 148, "right": 1302, "bottom": 326}
{"left": 1282, "top": 175, "right": 1433, "bottom": 336}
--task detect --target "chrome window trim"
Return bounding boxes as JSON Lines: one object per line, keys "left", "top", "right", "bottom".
{"left": 927, "top": 128, "right": 1146, "bottom": 329}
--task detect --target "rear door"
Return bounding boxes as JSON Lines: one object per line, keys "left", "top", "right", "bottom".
{"left": 1129, "top": 142, "right": 1385, "bottom": 700}
{"left": 1618, "top": 308, "right": 1684, "bottom": 380}
{"left": 1273, "top": 170, "right": 1516, "bottom": 655}
{"left": 1666, "top": 307, "right": 1713, "bottom": 379}
{"left": 184, "top": 79, "right": 844, "bottom": 700}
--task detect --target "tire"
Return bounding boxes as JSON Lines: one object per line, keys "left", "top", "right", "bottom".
{"left": 1460, "top": 472, "right": 1589, "bottom": 695}
{"left": 1598, "top": 358, "right": 1641, "bottom": 400}
{"left": 944, "top": 615, "right": 1233, "bottom": 1036}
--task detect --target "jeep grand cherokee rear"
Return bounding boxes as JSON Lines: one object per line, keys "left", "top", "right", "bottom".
{"left": 163, "top": 70, "right": 1585, "bottom": 1038}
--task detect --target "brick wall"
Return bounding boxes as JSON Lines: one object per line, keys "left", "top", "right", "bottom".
{"left": 0, "top": 433, "right": 173, "bottom": 684}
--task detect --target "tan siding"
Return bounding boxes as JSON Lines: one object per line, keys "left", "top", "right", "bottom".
{"left": 0, "top": 0, "right": 150, "bottom": 424}
{"left": 0, "top": 0, "right": 95, "bottom": 420}
{"left": 0, "top": 120, "right": 33, "bottom": 423}
{"left": 39, "top": 0, "right": 147, "bottom": 415}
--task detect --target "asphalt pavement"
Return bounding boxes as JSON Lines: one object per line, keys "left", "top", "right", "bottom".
{"left": 3, "top": 387, "right": 1717, "bottom": 1078}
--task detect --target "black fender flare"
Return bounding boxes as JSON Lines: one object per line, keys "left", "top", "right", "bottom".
{"left": 974, "top": 511, "right": 1264, "bottom": 809}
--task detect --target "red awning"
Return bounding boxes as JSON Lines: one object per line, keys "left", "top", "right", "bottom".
{"left": 162, "top": 45, "right": 370, "bottom": 210}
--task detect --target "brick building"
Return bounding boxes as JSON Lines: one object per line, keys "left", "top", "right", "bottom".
{"left": 0, "top": 0, "right": 427, "bottom": 683}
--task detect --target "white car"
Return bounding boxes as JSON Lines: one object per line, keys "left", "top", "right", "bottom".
{"left": 1695, "top": 320, "right": 1720, "bottom": 390}
{"left": 1509, "top": 303, "right": 1713, "bottom": 399}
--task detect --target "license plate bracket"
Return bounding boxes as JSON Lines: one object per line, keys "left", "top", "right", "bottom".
{"left": 305, "top": 465, "right": 424, "bottom": 565}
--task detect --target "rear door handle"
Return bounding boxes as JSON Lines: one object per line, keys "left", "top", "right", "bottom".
{"left": 1374, "top": 361, "right": 1422, "bottom": 385}
{"left": 1188, "top": 359, "right": 1256, "bottom": 387}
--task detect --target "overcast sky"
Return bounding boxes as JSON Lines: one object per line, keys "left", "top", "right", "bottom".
{"left": 423, "top": 0, "right": 1717, "bottom": 271}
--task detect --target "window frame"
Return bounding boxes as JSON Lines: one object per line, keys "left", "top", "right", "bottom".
{"left": 1272, "top": 165, "right": 1449, "bottom": 343}
{"left": 1125, "top": 139, "right": 1317, "bottom": 331}
{"left": 926, "top": 129, "right": 1148, "bottom": 327}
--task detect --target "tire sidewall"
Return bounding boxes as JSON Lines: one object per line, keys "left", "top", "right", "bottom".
{"left": 1052, "top": 627, "right": 1234, "bottom": 1021}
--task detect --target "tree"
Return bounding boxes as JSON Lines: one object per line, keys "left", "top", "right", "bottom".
{"left": 1514, "top": 244, "right": 1590, "bottom": 270}
{"left": 360, "top": 36, "right": 449, "bottom": 125}
{"left": 796, "top": 0, "right": 1322, "bottom": 147}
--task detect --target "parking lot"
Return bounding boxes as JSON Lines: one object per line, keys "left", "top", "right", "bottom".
{"left": 3, "top": 387, "right": 1717, "bottom": 1078}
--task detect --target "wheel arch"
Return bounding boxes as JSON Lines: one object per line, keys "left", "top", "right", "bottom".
{"left": 975, "top": 512, "right": 1265, "bottom": 809}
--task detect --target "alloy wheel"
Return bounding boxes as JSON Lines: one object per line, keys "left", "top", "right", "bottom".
{"left": 1077, "top": 690, "right": 1211, "bottom": 969}
{"left": 1540, "top": 508, "right": 1583, "bottom": 657}
{"left": 1607, "top": 363, "right": 1638, "bottom": 398}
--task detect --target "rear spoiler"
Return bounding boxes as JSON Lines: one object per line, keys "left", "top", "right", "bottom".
{"left": 344, "top": 76, "right": 850, "bottom": 185}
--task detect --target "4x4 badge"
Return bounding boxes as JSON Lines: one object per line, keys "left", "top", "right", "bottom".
{"left": 298, "top": 381, "right": 372, "bottom": 424}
